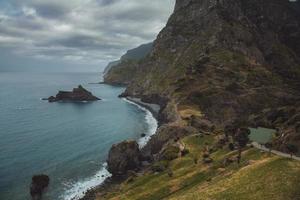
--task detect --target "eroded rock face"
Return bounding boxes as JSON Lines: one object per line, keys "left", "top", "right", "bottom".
{"left": 107, "top": 140, "right": 141, "bottom": 176}
{"left": 44, "top": 85, "right": 101, "bottom": 102}
{"left": 142, "top": 125, "right": 197, "bottom": 156}
{"left": 191, "top": 117, "right": 215, "bottom": 133}
{"left": 30, "top": 175, "right": 50, "bottom": 200}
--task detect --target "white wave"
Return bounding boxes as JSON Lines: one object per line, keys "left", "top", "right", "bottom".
{"left": 61, "top": 98, "right": 158, "bottom": 200}
{"left": 62, "top": 163, "right": 111, "bottom": 200}
{"left": 123, "top": 98, "right": 158, "bottom": 148}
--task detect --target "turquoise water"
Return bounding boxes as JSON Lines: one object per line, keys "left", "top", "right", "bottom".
{"left": 0, "top": 71, "right": 156, "bottom": 200}
{"left": 249, "top": 127, "right": 276, "bottom": 144}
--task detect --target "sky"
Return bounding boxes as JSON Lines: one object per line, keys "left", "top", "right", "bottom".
{"left": 0, "top": 0, "right": 175, "bottom": 72}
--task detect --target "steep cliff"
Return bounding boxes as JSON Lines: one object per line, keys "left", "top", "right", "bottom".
{"left": 103, "top": 42, "right": 153, "bottom": 85}
{"left": 105, "top": 0, "right": 300, "bottom": 150}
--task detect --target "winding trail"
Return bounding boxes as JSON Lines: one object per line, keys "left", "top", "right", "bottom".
{"left": 252, "top": 142, "right": 300, "bottom": 161}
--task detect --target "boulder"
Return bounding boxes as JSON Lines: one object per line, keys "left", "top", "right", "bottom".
{"left": 30, "top": 175, "right": 50, "bottom": 200}
{"left": 107, "top": 140, "right": 141, "bottom": 176}
{"left": 140, "top": 133, "right": 146, "bottom": 138}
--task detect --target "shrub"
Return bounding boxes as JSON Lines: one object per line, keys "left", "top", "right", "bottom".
{"left": 161, "top": 145, "right": 180, "bottom": 161}
{"left": 228, "top": 143, "right": 235, "bottom": 151}
{"left": 151, "top": 161, "right": 169, "bottom": 172}
{"left": 181, "top": 149, "right": 190, "bottom": 156}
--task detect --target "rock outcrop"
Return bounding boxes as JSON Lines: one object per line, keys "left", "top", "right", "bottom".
{"left": 107, "top": 140, "right": 141, "bottom": 176}
{"left": 30, "top": 175, "right": 50, "bottom": 200}
{"left": 142, "top": 125, "right": 197, "bottom": 156}
{"left": 44, "top": 85, "right": 100, "bottom": 102}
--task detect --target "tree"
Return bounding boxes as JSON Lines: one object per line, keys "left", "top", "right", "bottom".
{"left": 224, "top": 124, "right": 237, "bottom": 139}
{"left": 234, "top": 128, "right": 250, "bottom": 164}
{"left": 265, "top": 142, "right": 273, "bottom": 156}
{"left": 286, "top": 144, "right": 299, "bottom": 158}
{"left": 228, "top": 143, "right": 235, "bottom": 151}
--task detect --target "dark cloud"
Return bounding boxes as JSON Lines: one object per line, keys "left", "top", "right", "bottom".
{"left": 0, "top": 0, "right": 175, "bottom": 69}
{"left": 33, "top": 3, "right": 68, "bottom": 19}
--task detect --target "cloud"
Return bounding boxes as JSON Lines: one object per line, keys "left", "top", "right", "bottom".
{"left": 0, "top": 0, "right": 175, "bottom": 69}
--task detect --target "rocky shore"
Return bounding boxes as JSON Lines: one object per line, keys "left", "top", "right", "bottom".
{"left": 79, "top": 90, "right": 214, "bottom": 200}
{"left": 79, "top": 94, "right": 182, "bottom": 200}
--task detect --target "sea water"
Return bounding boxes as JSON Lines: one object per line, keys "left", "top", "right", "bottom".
{"left": 0, "top": 71, "right": 157, "bottom": 200}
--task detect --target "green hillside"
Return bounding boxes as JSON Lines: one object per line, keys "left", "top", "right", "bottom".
{"left": 95, "top": 133, "right": 300, "bottom": 200}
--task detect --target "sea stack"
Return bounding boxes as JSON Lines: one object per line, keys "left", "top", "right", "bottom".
{"left": 43, "top": 85, "right": 101, "bottom": 102}
{"left": 30, "top": 175, "right": 50, "bottom": 200}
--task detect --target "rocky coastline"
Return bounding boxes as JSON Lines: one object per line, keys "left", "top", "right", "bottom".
{"left": 79, "top": 93, "right": 181, "bottom": 200}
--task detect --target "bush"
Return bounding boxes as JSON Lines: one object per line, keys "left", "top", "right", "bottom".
{"left": 228, "top": 143, "right": 235, "bottom": 151}
{"left": 181, "top": 148, "right": 190, "bottom": 156}
{"left": 203, "top": 157, "right": 213, "bottom": 164}
{"left": 202, "top": 152, "right": 210, "bottom": 159}
{"left": 161, "top": 145, "right": 180, "bottom": 161}
{"left": 151, "top": 161, "right": 169, "bottom": 172}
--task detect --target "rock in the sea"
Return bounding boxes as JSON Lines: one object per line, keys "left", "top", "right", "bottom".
{"left": 30, "top": 174, "right": 50, "bottom": 200}
{"left": 44, "top": 85, "right": 100, "bottom": 102}
{"left": 107, "top": 140, "right": 141, "bottom": 176}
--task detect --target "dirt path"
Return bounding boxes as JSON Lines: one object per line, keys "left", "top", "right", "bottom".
{"left": 252, "top": 142, "right": 300, "bottom": 161}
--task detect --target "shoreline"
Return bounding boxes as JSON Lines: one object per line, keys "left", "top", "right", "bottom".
{"left": 77, "top": 96, "right": 159, "bottom": 200}
{"left": 123, "top": 97, "right": 160, "bottom": 119}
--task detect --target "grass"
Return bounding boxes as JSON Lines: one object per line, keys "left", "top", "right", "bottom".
{"left": 97, "top": 134, "right": 300, "bottom": 200}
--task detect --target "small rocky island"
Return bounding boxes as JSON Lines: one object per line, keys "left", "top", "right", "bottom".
{"left": 43, "top": 85, "right": 101, "bottom": 102}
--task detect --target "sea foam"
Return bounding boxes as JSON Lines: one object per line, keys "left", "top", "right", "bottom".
{"left": 123, "top": 98, "right": 158, "bottom": 148}
{"left": 61, "top": 98, "right": 158, "bottom": 200}
{"left": 62, "top": 163, "right": 111, "bottom": 200}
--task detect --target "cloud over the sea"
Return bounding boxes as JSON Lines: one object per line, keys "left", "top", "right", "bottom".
{"left": 0, "top": 0, "right": 175, "bottom": 69}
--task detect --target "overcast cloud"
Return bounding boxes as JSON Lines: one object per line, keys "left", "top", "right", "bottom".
{"left": 0, "top": 0, "right": 175, "bottom": 71}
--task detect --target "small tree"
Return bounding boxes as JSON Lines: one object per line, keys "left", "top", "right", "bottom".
{"left": 202, "top": 151, "right": 213, "bottom": 164}
{"left": 228, "top": 143, "right": 235, "bottom": 151}
{"left": 286, "top": 144, "right": 299, "bottom": 159}
{"left": 224, "top": 124, "right": 237, "bottom": 140}
{"left": 234, "top": 128, "right": 250, "bottom": 164}
{"left": 167, "top": 168, "right": 173, "bottom": 177}
{"left": 265, "top": 142, "right": 273, "bottom": 156}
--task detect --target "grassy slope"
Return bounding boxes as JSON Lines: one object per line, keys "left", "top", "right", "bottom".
{"left": 98, "top": 134, "right": 300, "bottom": 200}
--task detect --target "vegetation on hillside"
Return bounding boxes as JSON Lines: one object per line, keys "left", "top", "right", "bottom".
{"left": 95, "top": 134, "right": 300, "bottom": 200}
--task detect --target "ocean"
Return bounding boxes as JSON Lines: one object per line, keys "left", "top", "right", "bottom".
{"left": 0, "top": 71, "right": 157, "bottom": 200}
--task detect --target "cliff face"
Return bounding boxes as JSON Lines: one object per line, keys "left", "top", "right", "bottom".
{"left": 106, "top": 0, "right": 300, "bottom": 150}
{"left": 104, "top": 42, "right": 153, "bottom": 85}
